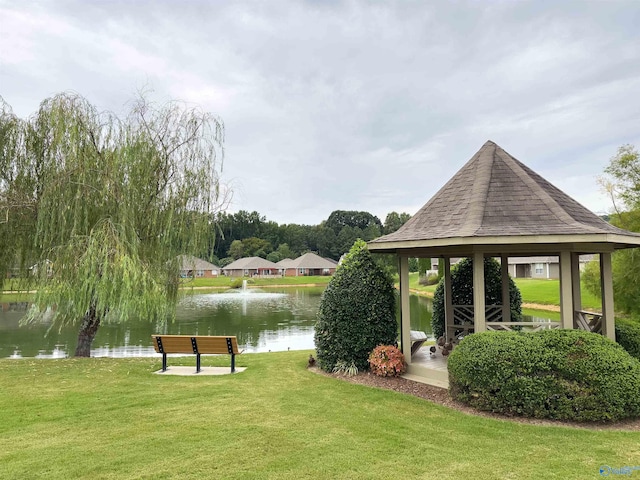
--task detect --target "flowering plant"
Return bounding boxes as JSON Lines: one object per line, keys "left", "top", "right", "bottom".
{"left": 368, "top": 345, "right": 406, "bottom": 377}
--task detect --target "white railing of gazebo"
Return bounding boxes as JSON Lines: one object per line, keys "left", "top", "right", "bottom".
{"left": 574, "top": 310, "right": 603, "bottom": 333}
{"left": 446, "top": 305, "right": 562, "bottom": 336}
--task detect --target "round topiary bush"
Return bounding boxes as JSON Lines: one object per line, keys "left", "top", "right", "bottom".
{"left": 616, "top": 318, "right": 640, "bottom": 361}
{"left": 368, "top": 345, "right": 406, "bottom": 377}
{"left": 314, "top": 239, "right": 397, "bottom": 372}
{"left": 431, "top": 257, "right": 522, "bottom": 339}
{"left": 448, "top": 329, "right": 640, "bottom": 422}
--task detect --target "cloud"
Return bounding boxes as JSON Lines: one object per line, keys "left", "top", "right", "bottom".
{"left": 1, "top": 0, "right": 639, "bottom": 225}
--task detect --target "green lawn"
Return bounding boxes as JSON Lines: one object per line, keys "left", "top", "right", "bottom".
{"left": 184, "top": 275, "right": 332, "bottom": 288}
{"left": 0, "top": 351, "right": 637, "bottom": 479}
{"left": 406, "top": 273, "right": 602, "bottom": 310}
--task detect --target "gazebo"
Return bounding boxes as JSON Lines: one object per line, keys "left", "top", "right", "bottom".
{"left": 368, "top": 141, "right": 640, "bottom": 386}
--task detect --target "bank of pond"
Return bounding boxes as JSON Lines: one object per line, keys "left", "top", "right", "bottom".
{"left": 0, "top": 286, "right": 560, "bottom": 358}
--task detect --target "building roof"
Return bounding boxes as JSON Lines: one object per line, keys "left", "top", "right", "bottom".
{"left": 178, "top": 255, "right": 219, "bottom": 271}
{"left": 276, "top": 258, "right": 295, "bottom": 267}
{"left": 369, "top": 141, "right": 640, "bottom": 255}
{"left": 222, "top": 257, "right": 280, "bottom": 270}
{"left": 288, "top": 252, "right": 337, "bottom": 269}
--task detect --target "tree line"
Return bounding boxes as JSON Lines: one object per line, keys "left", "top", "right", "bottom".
{"left": 208, "top": 210, "right": 411, "bottom": 267}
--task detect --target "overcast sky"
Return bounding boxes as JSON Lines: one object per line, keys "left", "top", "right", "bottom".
{"left": 1, "top": 1, "right": 639, "bottom": 225}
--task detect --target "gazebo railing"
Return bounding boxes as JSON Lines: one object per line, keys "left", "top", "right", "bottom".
{"left": 447, "top": 305, "right": 562, "bottom": 336}
{"left": 486, "top": 321, "right": 561, "bottom": 332}
{"left": 574, "top": 310, "right": 603, "bottom": 334}
{"left": 452, "top": 305, "right": 502, "bottom": 324}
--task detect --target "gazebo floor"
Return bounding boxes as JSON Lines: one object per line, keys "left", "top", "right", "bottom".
{"left": 403, "top": 347, "right": 449, "bottom": 389}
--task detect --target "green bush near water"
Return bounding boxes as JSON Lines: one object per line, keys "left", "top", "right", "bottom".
{"left": 448, "top": 329, "right": 640, "bottom": 422}
{"left": 314, "top": 239, "right": 397, "bottom": 372}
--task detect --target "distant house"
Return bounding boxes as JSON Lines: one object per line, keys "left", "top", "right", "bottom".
{"left": 178, "top": 255, "right": 221, "bottom": 278}
{"left": 222, "top": 257, "right": 280, "bottom": 277}
{"left": 426, "top": 255, "right": 595, "bottom": 280}
{"left": 276, "top": 258, "right": 295, "bottom": 276}
{"left": 508, "top": 255, "right": 595, "bottom": 280}
{"left": 281, "top": 252, "right": 337, "bottom": 276}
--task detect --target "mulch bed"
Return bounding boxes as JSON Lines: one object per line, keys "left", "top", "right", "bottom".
{"left": 310, "top": 367, "right": 640, "bottom": 431}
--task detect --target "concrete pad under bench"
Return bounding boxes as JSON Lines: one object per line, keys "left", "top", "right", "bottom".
{"left": 154, "top": 366, "right": 247, "bottom": 376}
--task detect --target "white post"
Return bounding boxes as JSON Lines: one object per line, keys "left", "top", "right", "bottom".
{"left": 501, "top": 254, "right": 511, "bottom": 323}
{"left": 399, "top": 256, "right": 412, "bottom": 363}
{"left": 444, "top": 257, "right": 453, "bottom": 341}
{"left": 559, "top": 251, "right": 574, "bottom": 329}
{"left": 546, "top": 263, "right": 550, "bottom": 279}
{"left": 473, "top": 252, "right": 486, "bottom": 332}
{"left": 600, "top": 253, "right": 615, "bottom": 340}
{"left": 571, "top": 253, "right": 582, "bottom": 312}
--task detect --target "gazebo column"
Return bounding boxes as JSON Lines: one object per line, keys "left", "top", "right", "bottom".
{"left": 600, "top": 252, "right": 615, "bottom": 340}
{"left": 444, "top": 257, "right": 453, "bottom": 341}
{"left": 398, "top": 256, "right": 412, "bottom": 363}
{"left": 501, "top": 254, "right": 511, "bottom": 323}
{"left": 559, "top": 251, "right": 574, "bottom": 329}
{"left": 473, "top": 251, "right": 486, "bottom": 332}
{"left": 571, "top": 253, "right": 582, "bottom": 312}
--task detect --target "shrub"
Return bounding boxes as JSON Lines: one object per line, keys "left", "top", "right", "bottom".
{"left": 432, "top": 257, "right": 522, "bottom": 339}
{"left": 332, "top": 360, "right": 359, "bottom": 376}
{"left": 314, "top": 239, "right": 397, "bottom": 372}
{"left": 581, "top": 258, "right": 601, "bottom": 300}
{"left": 448, "top": 329, "right": 640, "bottom": 422}
{"left": 368, "top": 345, "right": 406, "bottom": 377}
{"left": 616, "top": 317, "right": 640, "bottom": 361}
{"left": 418, "top": 273, "right": 439, "bottom": 286}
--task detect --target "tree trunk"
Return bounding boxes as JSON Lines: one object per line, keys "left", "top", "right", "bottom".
{"left": 74, "top": 305, "right": 101, "bottom": 357}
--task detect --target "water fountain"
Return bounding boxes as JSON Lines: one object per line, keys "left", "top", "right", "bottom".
{"left": 187, "top": 278, "right": 287, "bottom": 303}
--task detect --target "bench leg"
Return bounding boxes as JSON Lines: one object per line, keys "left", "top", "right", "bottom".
{"left": 162, "top": 353, "right": 167, "bottom": 372}
{"left": 231, "top": 354, "right": 235, "bottom": 373}
{"left": 196, "top": 353, "right": 201, "bottom": 373}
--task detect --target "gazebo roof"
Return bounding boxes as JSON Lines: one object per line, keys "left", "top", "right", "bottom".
{"left": 369, "top": 141, "right": 640, "bottom": 255}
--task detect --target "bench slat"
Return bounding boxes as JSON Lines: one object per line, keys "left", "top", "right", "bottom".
{"left": 151, "top": 335, "right": 242, "bottom": 374}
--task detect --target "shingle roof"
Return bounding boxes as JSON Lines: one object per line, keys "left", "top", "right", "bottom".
{"left": 369, "top": 141, "right": 640, "bottom": 247}
{"left": 288, "top": 252, "right": 337, "bottom": 269}
{"left": 178, "top": 255, "right": 219, "bottom": 271}
{"left": 222, "top": 257, "right": 279, "bottom": 270}
{"left": 276, "top": 258, "right": 295, "bottom": 267}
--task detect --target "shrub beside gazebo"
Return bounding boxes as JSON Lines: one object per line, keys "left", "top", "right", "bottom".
{"left": 314, "top": 239, "right": 398, "bottom": 373}
{"left": 448, "top": 329, "right": 640, "bottom": 422}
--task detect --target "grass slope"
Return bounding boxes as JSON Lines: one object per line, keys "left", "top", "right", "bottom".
{"left": 406, "top": 273, "right": 602, "bottom": 310}
{"left": 0, "top": 351, "right": 638, "bottom": 479}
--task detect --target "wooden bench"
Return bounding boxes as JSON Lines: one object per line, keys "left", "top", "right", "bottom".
{"left": 151, "top": 335, "right": 242, "bottom": 373}
{"left": 410, "top": 330, "right": 428, "bottom": 356}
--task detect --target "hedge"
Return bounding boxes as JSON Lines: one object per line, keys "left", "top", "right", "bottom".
{"left": 448, "top": 329, "right": 640, "bottom": 422}
{"left": 616, "top": 317, "right": 640, "bottom": 361}
{"left": 314, "top": 239, "right": 397, "bottom": 372}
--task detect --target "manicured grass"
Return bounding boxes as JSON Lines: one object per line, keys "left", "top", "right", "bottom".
{"left": 184, "top": 275, "right": 332, "bottom": 288}
{"left": 0, "top": 351, "right": 637, "bottom": 479}
{"left": 514, "top": 278, "right": 601, "bottom": 309}
{"left": 406, "top": 273, "right": 602, "bottom": 310}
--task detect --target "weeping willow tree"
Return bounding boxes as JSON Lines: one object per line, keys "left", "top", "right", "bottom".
{"left": 0, "top": 93, "right": 225, "bottom": 356}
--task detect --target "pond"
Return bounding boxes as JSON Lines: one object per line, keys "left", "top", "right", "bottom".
{"left": 0, "top": 287, "right": 556, "bottom": 358}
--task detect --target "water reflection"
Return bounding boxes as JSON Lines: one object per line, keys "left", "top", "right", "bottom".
{"left": 0, "top": 288, "right": 324, "bottom": 358}
{"left": 0, "top": 289, "right": 559, "bottom": 359}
